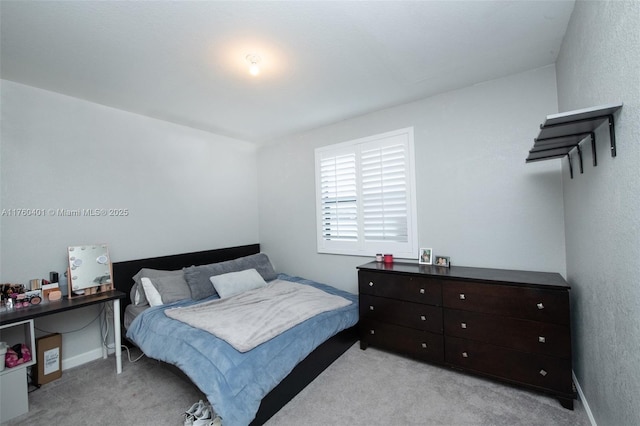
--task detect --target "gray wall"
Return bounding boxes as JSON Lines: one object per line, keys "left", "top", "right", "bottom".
{"left": 0, "top": 80, "right": 260, "bottom": 367}
{"left": 258, "top": 66, "right": 566, "bottom": 294}
{"left": 555, "top": 1, "right": 640, "bottom": 425}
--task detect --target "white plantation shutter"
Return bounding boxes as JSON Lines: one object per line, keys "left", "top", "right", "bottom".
{"left": 361, "top": 141, "right": 409, "bottom": 243}
{"left": 315, "top": 128, "right": 417, "bottom": 258}
{"left": 319, "top": 152, "right": 358, "bottom": 242}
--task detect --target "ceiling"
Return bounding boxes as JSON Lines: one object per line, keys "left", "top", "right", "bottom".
{"left": 0, "top": 1, "right": 575, "bottom": 145}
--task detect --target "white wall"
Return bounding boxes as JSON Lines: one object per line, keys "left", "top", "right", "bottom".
{"left": 555, "top": 1, "right": 640, "bottom": 425}
{"left": 258, "top": 66, "right": 565, "bottom": 294}
{"left": 0, "top": 80, "right": 259, "bottom": 367}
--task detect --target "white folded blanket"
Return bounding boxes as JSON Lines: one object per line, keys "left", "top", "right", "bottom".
{"left": 164, "top": 279, "right": 352, "bottom": 352}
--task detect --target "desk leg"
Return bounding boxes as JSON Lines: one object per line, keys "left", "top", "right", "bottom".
{"left": 113, "top": 299, "right": 122, "bottom": 374}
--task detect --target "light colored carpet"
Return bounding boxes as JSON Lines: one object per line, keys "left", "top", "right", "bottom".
{"left": 265, "top": 344, "right": 590, "bottom": 426}
{"left": 4, "top": 348, "right": 204, "bottom": 426}
{"left": 4, "top": 344, "right": 590, "bottom": 426}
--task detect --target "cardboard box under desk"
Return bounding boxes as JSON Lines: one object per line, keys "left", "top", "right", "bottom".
{"left": 35, "top": 333, "right": 62, "bottom": 385}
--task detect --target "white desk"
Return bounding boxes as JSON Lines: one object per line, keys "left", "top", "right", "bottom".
{"left": 0, "top": 290, "right": 125, "bottom": 422}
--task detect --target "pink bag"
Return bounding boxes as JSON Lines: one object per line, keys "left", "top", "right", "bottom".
{"left": 5, "top": 343, "right": 32, "bottom": 368}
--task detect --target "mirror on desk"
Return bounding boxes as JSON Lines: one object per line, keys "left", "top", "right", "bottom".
{"left": 67, "top": 244, "right": 113, "bottom": 298}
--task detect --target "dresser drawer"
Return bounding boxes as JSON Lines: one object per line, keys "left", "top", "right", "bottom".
{"left": 359, "top": 270, "right": 442, "bottom": 305}
{"left": 445, "top": 336, "right": 572, "bottom": 395}
{"left": 360, "top": 294, "right": 443, "bottom": 333}
{"left": 442, "top": 281, "right": 569, "bottom": 325}
{"left": 360, "top": 319, "right": 444, "bottom": 363}
{"left": 444, "top": 309, "right": 570, "bottom": 358}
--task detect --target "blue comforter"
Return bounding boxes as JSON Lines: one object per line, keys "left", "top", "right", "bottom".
{"left": 126, "top": 274, "right": 358, "bottom": 426}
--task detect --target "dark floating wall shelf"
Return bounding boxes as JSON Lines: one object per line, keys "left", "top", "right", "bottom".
{"left": 526, "top": 103, "right": 623, "bottom": 178}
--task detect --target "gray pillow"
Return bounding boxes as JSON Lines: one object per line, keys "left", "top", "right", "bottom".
{"left": 183, "top": 253, "right": 277, "bottom": 300}
{"left": 146, "top": 275, "right": 192, "bottom": 304}
{"left": 132, "top": 268, "right": 188, "bottom": 305}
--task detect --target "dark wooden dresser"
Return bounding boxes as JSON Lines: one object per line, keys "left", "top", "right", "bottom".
{"left": 358, "top": 261, "right": 574, "bottom": 409}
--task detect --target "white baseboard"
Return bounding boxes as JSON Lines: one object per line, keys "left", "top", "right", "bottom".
{"left": 573, "top": 371, "right": 597, "bottom": 426}
{"left": 60, "top": 345, "right": 115, "bottom": 371}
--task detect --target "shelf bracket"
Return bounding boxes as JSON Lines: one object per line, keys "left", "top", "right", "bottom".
{"left": 577, "top": 145, "right": 583, "bottom": 174}
{"left": 608, "top": 114, "right": 616, "bottom": 157}
{"left": 590, "top": 132, "right": 597, "bottom": 167}
{"left": 567, "top": 153, "right": 573, "bottom": 179}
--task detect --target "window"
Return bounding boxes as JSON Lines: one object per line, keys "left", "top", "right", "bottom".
{"left": 315, "top": 127, "right": 418, "bottom": 258}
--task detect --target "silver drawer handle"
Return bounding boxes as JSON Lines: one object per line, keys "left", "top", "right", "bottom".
{"left": 539, "top": 369, "right": 547, "bottom": 377}
{"left": 537, "top": 302, "right": 544, "bottom": 310}
{"left": 419, "top": 288, "right": 425, "bottom": 294}
{"left": 420, "top": 315, "right": 426, "bottom": 321}
{"left": 369, "top": 305, "right": 374, "bottom": 311}
{"left": 461, "top": 322, "right": 467, "bottom": 329}
{"left": 370, "top": 329, "right": 375, "bottom": 335}
{"left": 538, "top": 336, "right": 546, "bottom": 343}
{"left": 459, "top": 293, "right": 466, "bottom": 300}
{"left": 369, "top": 281, "right": 374, "bottom": 287}
{"left": 462, "top": 352, "right": 468, "bottom": 358}
{"left": 421, "top": 342, "right": 427, "bottom": 348}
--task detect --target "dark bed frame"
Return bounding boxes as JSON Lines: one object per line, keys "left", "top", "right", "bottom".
{"left": 112, "top": 243, "right": 358, "bottom": 425}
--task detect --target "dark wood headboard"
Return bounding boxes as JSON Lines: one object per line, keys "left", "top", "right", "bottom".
{"left": 112, "top": 244, "right": 260, "bottom": 320}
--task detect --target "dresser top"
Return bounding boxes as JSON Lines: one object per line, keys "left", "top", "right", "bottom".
{"left": 357, "top": 261, "right": 569, "bottom": 289}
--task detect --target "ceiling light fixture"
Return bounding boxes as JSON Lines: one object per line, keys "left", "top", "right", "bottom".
{"left": 246, "top": 53, "right": 261, "bottom": 76}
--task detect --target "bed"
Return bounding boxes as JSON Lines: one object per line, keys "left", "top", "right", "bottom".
{"left": 112, "top": 244, "right": 359, "bottom": 426}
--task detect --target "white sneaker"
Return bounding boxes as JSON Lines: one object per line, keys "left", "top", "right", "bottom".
{"left": 191, "top": 405, "right": 213, "bottom": 426}
{"left": 207, "top": 416, "right": 222, "bottom": 426}
{"left": 206, "top": 416, "right": 222, "bottom": 426}
{"left": 183, "top": 400, "right": 205, "bottom": 426}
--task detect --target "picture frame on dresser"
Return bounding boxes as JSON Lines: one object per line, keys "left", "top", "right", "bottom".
{"left": 418, "top": 248, "right": 433, "bottom": 264}
{"left": 434, "top": 255, "right": 450, "bottom": 267}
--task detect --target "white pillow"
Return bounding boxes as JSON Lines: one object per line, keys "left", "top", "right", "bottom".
{"left": 134, "top": 285, "right": 142, "bottom": 305}
{"left": 209, "top": 268, "right": 267, "bottom": 299}
{"left": 140, "top": 277, "right": 163, "bottom": 307}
